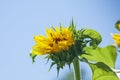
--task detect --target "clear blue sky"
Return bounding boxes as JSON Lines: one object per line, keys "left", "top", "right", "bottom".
{"left": 0, "top": 0, "right": 120, "bottom": 80}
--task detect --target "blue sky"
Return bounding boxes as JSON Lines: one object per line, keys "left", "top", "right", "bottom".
{"left": 0, "top": 0, "right": 120, "bottom": 80}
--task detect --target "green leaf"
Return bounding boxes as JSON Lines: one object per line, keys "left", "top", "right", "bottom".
{"left": 82, "top": 45, "right": 117, "bottom": 68}
{"left": 82, "top": 29, "right": 102, "bottom": 48}
{"left": 89, "top": 62, "right": 119, "bottom": 80}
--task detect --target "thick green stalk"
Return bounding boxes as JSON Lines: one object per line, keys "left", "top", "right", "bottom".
{"left": 73, "top": 57, "right": 81, "bottom": 80}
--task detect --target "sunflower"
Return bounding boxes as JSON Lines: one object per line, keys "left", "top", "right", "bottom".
{"left": 32, "top": 26, "right": 74, "bottom": 55}
{"left": 112, "top": 33, "right": 120, "bottom": 47}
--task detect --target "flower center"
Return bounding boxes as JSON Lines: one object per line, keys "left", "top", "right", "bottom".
{"left": 55, "top": 38, "right": 61, "bottom": 44}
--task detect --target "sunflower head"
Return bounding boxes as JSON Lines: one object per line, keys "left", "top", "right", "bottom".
{"left": 112, "top": 33, "right": 120, "bottom": 47}
{"left": 30, "top": 23, "right": 85, "bottom": 72}
{"left": 32, "top": 26, "right": 74, "bottom": 55}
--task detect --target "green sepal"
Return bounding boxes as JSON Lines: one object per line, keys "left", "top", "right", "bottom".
{"left": 30, "top": 52, "right": 37, "bottom": 63}
{"left": 45, "top": 55, "right": 51, "bottom": 64}
{"left": 51, "top": 26, "right": 56, "bottom": 31}
{"left": 48, "top": 62, "right": 56, "bottom": 71}
{"left": 89, "top": 62, "right": 119, "bottom": 80}
{"left": 69, "top": 19, "right": 76, "bottom": 34}
{"left": 49, "top": 52, "right": 71, "bottom": 71}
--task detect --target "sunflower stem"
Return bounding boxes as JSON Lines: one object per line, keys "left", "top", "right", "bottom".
{"left": 73, "top": 57, "right": 81, "bottom": 80}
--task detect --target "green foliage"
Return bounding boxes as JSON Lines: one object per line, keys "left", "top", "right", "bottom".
{"left": 82, "top": 45, "right": 117, "bottom": 68}
{"left": 89, "top": 62, "right": 119, "bottom": 80}
{"left": 81, "top": 29, "right": 102, "bottom": 49}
